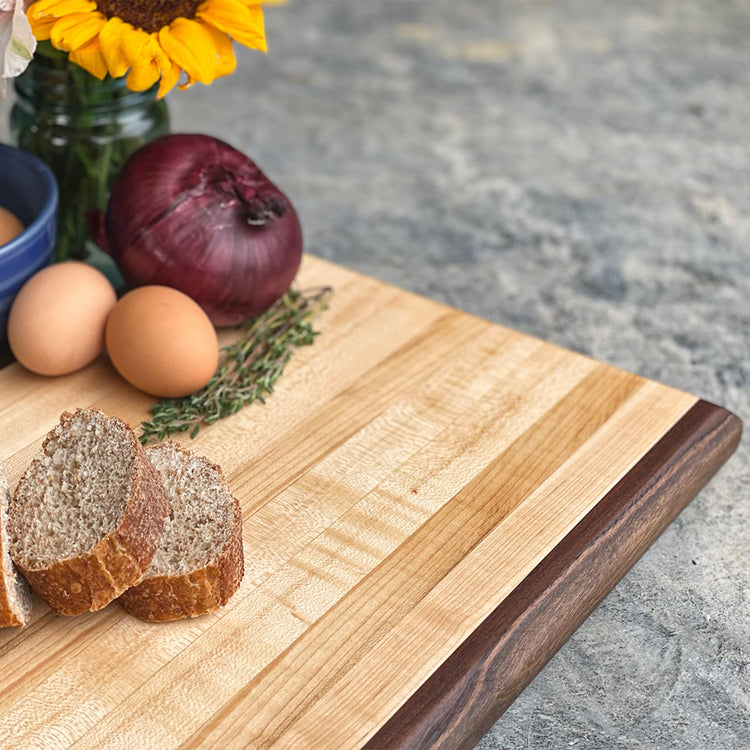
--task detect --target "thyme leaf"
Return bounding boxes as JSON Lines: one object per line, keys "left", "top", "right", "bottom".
{"left": 139, "top": 286, "right": 332, "bottom": 445}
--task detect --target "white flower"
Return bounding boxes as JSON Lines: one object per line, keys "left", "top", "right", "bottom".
{"left": 0, "top": 0, "right": 35, "bottom": 98}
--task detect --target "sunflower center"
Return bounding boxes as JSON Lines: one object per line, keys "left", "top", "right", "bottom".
{"left": 97, "top": 0, "right": 204, "bottom": 33}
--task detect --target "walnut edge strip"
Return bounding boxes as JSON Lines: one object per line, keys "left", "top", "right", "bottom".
{"left": 364, "top": 399, "right": 742, "bottom": 750}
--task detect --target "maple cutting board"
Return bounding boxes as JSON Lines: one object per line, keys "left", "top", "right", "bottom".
{"left": 0, "top": 255, "right": 741, "bottom": 750}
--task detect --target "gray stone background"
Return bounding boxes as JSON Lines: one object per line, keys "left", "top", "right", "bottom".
{"left": 2, "top": 1, "right": 748, "bottom": 748}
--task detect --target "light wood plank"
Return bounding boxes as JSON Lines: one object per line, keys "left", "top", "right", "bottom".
{"left": 278, "top": 384, "right": 697, "bottom": 750}
{"left": 71, "top": 360, "right": 631, "bottom": 749}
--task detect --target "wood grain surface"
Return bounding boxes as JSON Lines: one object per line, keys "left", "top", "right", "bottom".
{"left": 0, "top": 255, "right": 740, "bottom": 749}
{"left": 365, "top": 399, "right": 742, "bottom": 750}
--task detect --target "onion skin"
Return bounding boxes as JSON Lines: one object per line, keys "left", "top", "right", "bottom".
{"left": 103, "top": 134, "right": 303, "bottom": 327}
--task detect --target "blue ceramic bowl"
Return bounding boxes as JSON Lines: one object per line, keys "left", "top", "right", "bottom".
{"left": 0, "top": 143, "right": 58, "bottom": 344}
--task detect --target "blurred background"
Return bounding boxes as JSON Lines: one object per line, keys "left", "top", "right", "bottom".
{"left": 2, "top": 1, "right": 748, "bottom": 748}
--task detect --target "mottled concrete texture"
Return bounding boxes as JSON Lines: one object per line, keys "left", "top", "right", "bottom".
{"left": 2, "top": 1, "right": 748, "bottom": 748}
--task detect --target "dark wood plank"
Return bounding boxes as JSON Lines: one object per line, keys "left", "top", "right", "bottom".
{"left": 365, "top": 399, "right": 742, "bottom": 750}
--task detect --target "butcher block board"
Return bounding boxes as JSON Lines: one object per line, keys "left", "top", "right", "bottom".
{"left": 0, "top": 255, "right": 741, "bottom": 750}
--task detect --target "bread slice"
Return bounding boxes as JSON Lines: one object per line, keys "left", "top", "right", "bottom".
{"left": 8, "top": 409, "right": 170, "bottom": 616}
{"left": 0, "top": 463, "right": 33, "bottom": 628}
{"left": 120, "top": 443, "right": 243, "bottom": 622}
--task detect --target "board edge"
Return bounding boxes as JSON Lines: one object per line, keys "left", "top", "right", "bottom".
{"left": 363, "top": 399, "right": 742, "bottom": 750}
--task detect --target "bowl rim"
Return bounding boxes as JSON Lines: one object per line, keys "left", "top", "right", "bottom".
{"left": 0, "top": 142, "right": 59, "bottom": 260}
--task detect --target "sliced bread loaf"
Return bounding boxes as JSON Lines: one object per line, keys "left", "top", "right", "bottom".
{"left": 0, "top": 462, "right": 32, "bottom": 628}
{"left": 120, "top": 443, "right": 244, "bottom": 622}
{"left": 8, "top": 409, "right": 170, "bottom": 616}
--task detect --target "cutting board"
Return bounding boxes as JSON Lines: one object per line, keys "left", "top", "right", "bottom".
{"left": 0, "top": 255, "right": 741, "bottom": 750}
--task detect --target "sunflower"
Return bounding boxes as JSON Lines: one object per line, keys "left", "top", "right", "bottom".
{"left": 26, "top": 0, "right": 268, "bottom": 98}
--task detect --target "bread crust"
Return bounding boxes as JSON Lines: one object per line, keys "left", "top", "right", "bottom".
{"left": 0, "top": 552, "right": 32, "bottom": 628}
{"left": 0, "top": 553, "right": 31, "bottom": 628}
{"left": 11, "top": 410, "right": 170, "bottom": 616}
{"left": 120, "top": 446, "right": 244, "bottom": 622}
{"left": 0, "top": 467, "right": 32, "bottom": 628}
{"left": 0, "top": 590, "right": 27, "bottom": 628}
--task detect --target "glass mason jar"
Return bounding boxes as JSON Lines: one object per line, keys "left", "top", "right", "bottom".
{"left": 10, "top": 44, "right": 169, "bottom": 283}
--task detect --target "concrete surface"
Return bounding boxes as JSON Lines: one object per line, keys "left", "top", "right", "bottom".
{"left": 2, "top": 1, "right": 748, "bottom": 748}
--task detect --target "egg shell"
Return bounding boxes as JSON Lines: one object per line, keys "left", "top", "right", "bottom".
{"left": 105, "top": 286, "right": 219, "bottom": 399}
{"left": 8, "top": 262, "right": 117, "bottom": 376}
{"left": 0, "top": 205, "right": 24, "bottom": 247}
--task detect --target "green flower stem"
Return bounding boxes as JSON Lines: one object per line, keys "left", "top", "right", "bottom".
{"left": 10, "top": 42, "right": 169, "bottom": 266}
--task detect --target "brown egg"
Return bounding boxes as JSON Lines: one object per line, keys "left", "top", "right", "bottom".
{"left": 0, "top": 206, "right": 24, "bottom": 246}
{"left": 105, "top": 286, "right": 218, "bottom": 398}
{"left": 8, "top": 262, "right": 117, "bottom": 376}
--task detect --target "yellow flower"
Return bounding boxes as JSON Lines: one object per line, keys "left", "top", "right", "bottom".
{"left": 26, "top": 0, "right": 267, "bottom": 98}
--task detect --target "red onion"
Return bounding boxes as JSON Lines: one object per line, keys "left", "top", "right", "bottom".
{"left": 97, "top": 134, "right": 303, "bottom": 327}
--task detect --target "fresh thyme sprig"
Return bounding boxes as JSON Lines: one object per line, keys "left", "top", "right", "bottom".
{"left": 139, "top": 286, "right": 333, "bottom": 445}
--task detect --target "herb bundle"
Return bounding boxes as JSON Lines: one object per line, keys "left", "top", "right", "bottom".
{"left": 139, "top": 286, "right": 332, "bottom": 444}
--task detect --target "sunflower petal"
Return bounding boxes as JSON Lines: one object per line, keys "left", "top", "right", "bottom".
{"left": 68, "top": 40, "right": 107, "bottom": 79}
{"left": 27, "top": 0, "right": 97, "bottom": 16}
{"left": 115, "top": 28, "right": 177, "bottom": 96}
{"left": 197, "top": 0, "right": 266, "bottom": 52}
{"left": 49, "top": 12, "right": 105, "bottom": 52}
{"left": 27, "top": 17, "right": 56, "bottom": 41}
{"left": 27, "top": 0, "right": 97, "bottom": 40}
{"left": 158, "top": 18, "right": 218, "bottom": 87}
{"left": 199, "top": 20, "right": 236, "bottom": 79}
{"left": 156, "top": 50, "right": 181, "bottom": 99}
{"left": 126, "top": 60, "right": 160, "bottom": 92}
{"left": 98, "top": 18, "right": 130, "bottom": 78}
{"left": 119, "top": 26, "right": 155, "bottom": 68}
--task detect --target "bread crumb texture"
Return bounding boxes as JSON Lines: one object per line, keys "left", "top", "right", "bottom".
{"left": 119, "top": 442, "right": 244, "bottom": 622}
{"left": 9, "top": 410, "right": 134, "bottom": 567}
{"left": 146, "top": 443, "right": 235, "bottom": 577}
